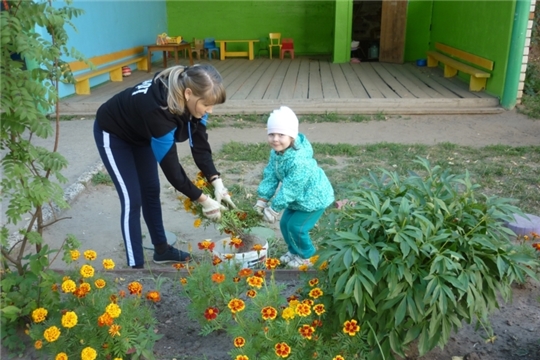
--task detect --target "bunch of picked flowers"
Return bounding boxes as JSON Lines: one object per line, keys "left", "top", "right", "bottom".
{"left": 27, "top": 249, "right": 162, "bottom": 360}
{"left": 177, "top": 242, "right": 370, "bottom": 359}
{"left": 179, "top": 172, "right": 263, "bottom": 251}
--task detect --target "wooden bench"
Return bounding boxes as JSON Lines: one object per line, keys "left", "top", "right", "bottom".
{"left": 68, "top": 46, "right": 148, "bottom": 95}
{"left": 426, "top": 43, "right": 493, "bottom": 92}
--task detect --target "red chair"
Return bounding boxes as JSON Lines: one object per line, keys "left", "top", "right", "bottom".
{"left": 281, "top": 38, "right": 294, "bottom": 59}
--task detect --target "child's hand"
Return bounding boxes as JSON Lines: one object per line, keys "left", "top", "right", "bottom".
{"left": 263, "top": 207, "right": 279, "bottom": 224}
{"left": 253, "top": 199, "right": 268, "bottom": 215}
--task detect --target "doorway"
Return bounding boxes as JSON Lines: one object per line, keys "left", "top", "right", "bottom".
{"left": 351, "top": 0, "right": 382, "bottom": 62}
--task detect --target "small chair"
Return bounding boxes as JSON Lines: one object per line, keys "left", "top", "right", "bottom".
{"left": 192, "top": 38, "right": 206, "bottom": 60}
{"left": 268, "top": 33, "right": 282, "bottom": 59}
{"left": 258, "top": 37, "right": 269, "bottom": 58}
{"left": 281, "top": 38, "right": 294, "bottom": 59}
{"left": 204, "top": 37, "right": 220, "bottom": 60}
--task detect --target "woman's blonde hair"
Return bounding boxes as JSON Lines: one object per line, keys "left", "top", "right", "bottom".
{"left": 155, "top": 64, "right": 226, "bottom": 115}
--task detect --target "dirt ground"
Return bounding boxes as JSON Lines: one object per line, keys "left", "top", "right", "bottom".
{"left": 3, "top": 111, "right": 539, "bottom": 360}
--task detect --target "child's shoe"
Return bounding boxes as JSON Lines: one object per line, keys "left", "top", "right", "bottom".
{"left": 279, "top": 251, "right": 294, "bottom": 264}
{"left": 153, "top": 245, "right": 192, "bottom": 264}
{"left": 287, "top": 255, "right": 312, "bottom": 268}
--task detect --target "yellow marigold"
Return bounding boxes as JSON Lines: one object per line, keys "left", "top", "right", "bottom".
{"left": 95, "top": 279, "right": 106, "bottom": 289}
{"left": 309, "top": 287, "right": 323, "bottom": 299}
{"left": 43, "top": 325, "right": 61, "bottom": 342}
{"left": 81, "top": 346, "right": 97, "bottom": 360}
{"left": 183, "top": 198, "right": 192, "bottom": 211}
{"left": 109, "top": 324, "right": 121, "bottom": 337}
{"left": 102, "top": 258, "right": 115, "bottom": 270}
{"left": 146, "top": 291, "right": 161, "bottom": 302}
{"left": 195, "top": 178, "right": 206, "bottom": 188}
{"left": 252, "top": 244, "right": 264, "bottom": 252}
{"left": 55, "top": 352, "right": 68, "bottom": 360}
{"left": 80, "top": 264, "right": 95, "bottom": 278}
{"left": 265, "top": 258, "right": 280, "bottom": 270}
{"left": 343, "top": 319, "right": 360, "bottom": 336}
{"left": 180, "top": 278, "right": 188, "bottom": 285}
{"left": 61, "top": 279, "right": 77, "bottom": 293}
{"left": 234, "top": 336, "right": 246, "bottom": 348}
{"left": 295, "top": 303, "right": 311, "bottom": 317}
{"left": 319, "top": 261, "right": 328, "bottom": 270}
{"left": 298, "top": 264, "right": 309, "bottom": 272}
{"left": 333, "top": 356, "right": 345, "bottom": 360}
{"left": 282, "top": 307, "right": 295, "bottom": 321}
{"left": 235, "top": 355, "right": 249, "bottom": 360}
{"left": 61, "top": 311, "right": 78, "bottom": 328}
{"left": 247, "top": 275, "right": 264, "bottom": 289}
{"left": 34, "top": 340, "right": 43, "bottom": 349}
{"left": 32, "top": 308, "right": 48, "bottom": 323}
{"left": 309, "top": 255, "right": 319, "bottom": 264}
{"left": 227, "top": 298, "right": 246, "bottom": 313}
{"left": 83, "top": 250, "right": 97, "bottom": 261}
{"left": 105, "top": 303, "right": 121, "bottom": 318}
{"left": 313, "top": 304, "right": 325, "bottom": 315}
{"left": 193, "top": 218, "right": 202, "bottom": 228}
{"left": 308, "top": 278, "right": 319, "bottom": 287}
{"left": 70, "top": 250, "right": 80, "bottom": 261}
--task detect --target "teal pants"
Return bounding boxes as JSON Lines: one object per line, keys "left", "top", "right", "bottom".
{"left": 280, "top": 208, "right": 326, "bottom": 259}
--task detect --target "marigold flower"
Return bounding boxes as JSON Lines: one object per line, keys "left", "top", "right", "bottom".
{"left": 204, "top": 307, "right": 219, "bottom": 320}
{"left": 70, "top": 250, "right": 80, "bottom": 261}
{"left": 110, "top": 294, "right": 118, "bottom": 303}
{"left": 172, "top": 262, "right": 185, "bottom": 270}
{"left": 43, "top": 325, "right": 61, "bottom": 342}
{"left": 224, "top": 254, "right": 235, "bottom": 260}
{"left": 299, "top": 324, "right": 315, "bottom": 339}
{"left": 235, "top": 355, "right": 249, "bottom": 360}
{"left": 195, "top": 178, "right": 206, "bottom": 188}
{"left": 295, "top": 303, "right": 311, "bottom": 317}
{"left": 532, "top": 243, "right": 540, "bottom": 251}
{"left": 282, "top": 307, "right": 295, "bottom": 321}
{"left": 211, "top": 273, "right": 226, "bottom": 283}
{"left": 254, "top": 270, "right": 266, "bottom": 278}
{"left": 146, "top": 291, "right": 161, "bottom": 302}
{"left": 238, "top": 268, "right": 253, "bottom": 277}
{"left": 193, "top": 219, "right": 202, "bottom": 228}
{"left": 313, "top": 304, "right": 325, "bottom": 315}
{"left": 98, "top": 313, "right": 114, "bottom": 327}
{"left": 303, "top": 299, "right": 314, "bottom": 306}
{"left": 230, "top": 237, "right": 243, "bottom": 248}
{"left": 308, "top": 278, "right": 319, "bottom": 287}
{"left": 106, "top": 303, "right": 121, "bottom": 318}
{"left": 118, "top": 290, "right": 126, "bottom": 298}
{"left": 180, "top": 278, "right": 188, "bottom": 285}
{"left": 233, "top": 276, "right": 240, "bottom": 283}
{"left": 102, "top": 258, "right": 115, "bottom": 270}
{"left": 252, "top": 244, "right": 264, "bottom": 252}
{"left": 32, "top": 308, "right": 48, "bottom": 323}
{"left": 183, "top": 198, "right": 192, "bottom": 211}
{"left": 261, "top": 306, "right": 278, "bottom": 320}
{"left": 333, "top": 356, "right": 345, "bottom": 360}
{"left": 287, "top": 295, "right": 299, "bottom": 303}
{"left": 128, "top": 281, "right": 143, "bottom": 295}
{"left": 34, "top": 340, "right": 43, "bottom": 349}
{"left": 343, "top": 319, "right": 360, "bottom": 336}
{"left": 213, "top": 255, "right": 223, "bottom": 266}
{"left": 246, "top": 289, "right": 257, "bottom": 298}
{"left": 83, "top": 250, "right": 97, "bottom": 261}
{"left": 228, "top": 298, "right": 246, "bottom": 313}
{"left": 312, "top": 319, "right": 323, "bottom": 327}
{"left": 81, "top": 282, "right": 92, "bottom": 292}
{"left": 55, "top": 352, "right": 68, "bottom": 360}
{"left": 531, "top": 232, "right": 539, "bottom": 239}
{"left": 61, "top": 279, "right": 77, "bottom": 293}
{"left": 108, "top": 324, "right": 121, "bottom": 337}
{"left": 265, "top": 258, "right": 280, "bottom": 270}
{"left": 309, "top": 287, "right": 323, "bottom": 299}
{"left": 319, "top": 261, "right": 329, "bottom": 270}
{"left": 298, "top": 264, "right": 309, "bottom": 271}
{"left": 275, "top": 342, "right": 291, "bottom": 358}
{"left": 81, "top": 346, "right": 97, "bottom": 360}
{"left": 80, "top": 264, "right": 95, "bottom": 278}
{"left": 61, "top": 311, "right": 78, "bottom": 328}
{"left": 95, "top": 279, "right": 106, "bottom": 289}
{"left": 51, "top": 283, "right": 58, "bottom": 292}
{"left": 309, "top": 255, "right": 319, "bottom": 264}
{"left": 234, "top": 336, "right": 246, "bottom": 348}
{"left": 247, "top": 275, "right": 264, "bottom": 289}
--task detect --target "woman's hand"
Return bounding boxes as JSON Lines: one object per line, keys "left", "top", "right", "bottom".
{"left": 211, "top": 178, "right": 237, "bottom": 208}
{"left": 198, "top": 195, "right": 226, "bottom": 221}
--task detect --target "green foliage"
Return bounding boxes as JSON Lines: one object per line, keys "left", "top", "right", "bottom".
{"left": 314, "top": 157, "right": 540, "bottom": 359}
{"left": 91, "top": 170, "right": 113, "bottom": 186}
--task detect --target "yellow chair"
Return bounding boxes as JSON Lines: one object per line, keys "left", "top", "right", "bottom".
{"left": 191, "top": 38, "right": 206, "bottom": 60}
{"left": 268, "top": 33, "right": 282, "bottom": 59}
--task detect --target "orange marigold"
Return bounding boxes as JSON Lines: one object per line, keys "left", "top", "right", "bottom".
{"left": 265, "top": 258, "right": 280, "bottom": 270}
{"left": 98, "top": 313, "right": 114, "bottom": 327}
{"left": 204, "top": 307, "right": 219, "bottom": 320}
{"left": 229, "top": 237, "right": 243, "bottom": 249}
{"left": 309, "top": 288, "right": 323, "bottom": 299}
{"left": 246, "top": 289, "right": 257, "bottom": 298}
{"left": 227, "top": 298, "right": 246, "bottom": 313}
{"left": 198, "top": 240, "right": 215, "bottom": 251}
{"left": 275, "top": 342, "right": 291, "bottom": 358}
{"left": 146, "top": 291, "right": 161, "bottom": 302}
{"left": 247, "top": 275, "right": 264, "bottom": 289}
{"left": 261, "top": 306, "right": 278, "bottom": 320}
{"left": 343, "top": 319, "right": 360, "bottom": 336}
{"left": 233, "top": 336, "right": 246, "bottom": 348}
{"left": 211, "top": 273, "right": 226, "bottom": 283}
{"left": 238, "top": 268, "right": 253, "bottom": 277}
{"left": 298, "top": 324, "right": 315, "bottom": 339}
{"left": 128, "top": 281, "right": 143, "bottom": 295}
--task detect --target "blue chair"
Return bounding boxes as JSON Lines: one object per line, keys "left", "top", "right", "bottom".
{"left": 204, "top": 38, "right": 220, "bottom": 59}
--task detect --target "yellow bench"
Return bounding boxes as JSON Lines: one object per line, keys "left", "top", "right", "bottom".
{"left": 427, "top": 43, "right": 493, "bottom": 92}
{"left": 68, "top": 46, "right": 148, "bottom": 95}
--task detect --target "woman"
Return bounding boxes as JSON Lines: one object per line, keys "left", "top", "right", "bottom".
{"left": 94, "top": 64, "right": 234, "bottom": 268}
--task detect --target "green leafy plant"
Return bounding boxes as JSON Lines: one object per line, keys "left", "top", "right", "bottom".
{"left": 314, "top": 157, "right": 540, "bottom": 359}
{"left": 177, "top": 246, "right": 371, "bottom": 360}
{"left": 25, "top": 249, "right": 162, "bottom": 359}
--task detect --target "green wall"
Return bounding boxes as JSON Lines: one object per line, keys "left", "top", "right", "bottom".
{"left": 404, "top": 0, "right": 433, "bottom": 62}
{"left": 429, "top": 0, "right": 516, "bottom": 96}
{"left": 166, "top": 0, "right": 335, "bottom": 56}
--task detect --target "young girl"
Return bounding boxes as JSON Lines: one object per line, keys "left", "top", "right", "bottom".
{"left": 254, "top": 106, "right": 334, "bottom": 267}
{"left": 94, "top": 64, "right": 234, "bottom": 269}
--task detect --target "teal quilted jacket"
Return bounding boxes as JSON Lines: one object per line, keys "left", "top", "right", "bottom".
{"left": 257, "top": 133, "right": 334, "bottom": 212}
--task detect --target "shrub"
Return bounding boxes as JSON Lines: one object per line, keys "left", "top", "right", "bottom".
{"left": 314, "top": 157, "right": 539, "bottom": 359}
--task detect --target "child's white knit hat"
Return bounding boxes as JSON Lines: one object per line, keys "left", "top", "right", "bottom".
{"left": 267, "top": 106, "right": 298, "bottom": 139}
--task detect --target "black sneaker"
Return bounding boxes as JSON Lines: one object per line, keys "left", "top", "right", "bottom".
{"left": 153, "top": 245, "right": 192, "bottom": 264}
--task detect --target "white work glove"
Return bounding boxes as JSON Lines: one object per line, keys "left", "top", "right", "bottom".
{"left": 263, "top": 207, "right": 280, "bottom": 224}
{"left": 200, "top": 196, "right": 227, "bottom": 221}
{"left": 253, "top": 200, "right": 268, "bottom": 215}
{"left": 212, "top": 178, "right": 237, "bottom": 208}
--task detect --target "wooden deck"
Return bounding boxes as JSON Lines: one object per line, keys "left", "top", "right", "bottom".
{"left": 59, "top": 56, "right": 503, "bottom": 116}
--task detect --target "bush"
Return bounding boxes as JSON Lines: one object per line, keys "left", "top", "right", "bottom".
{"left": 314, "top": 157, "right": 539, "bottom": 359}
